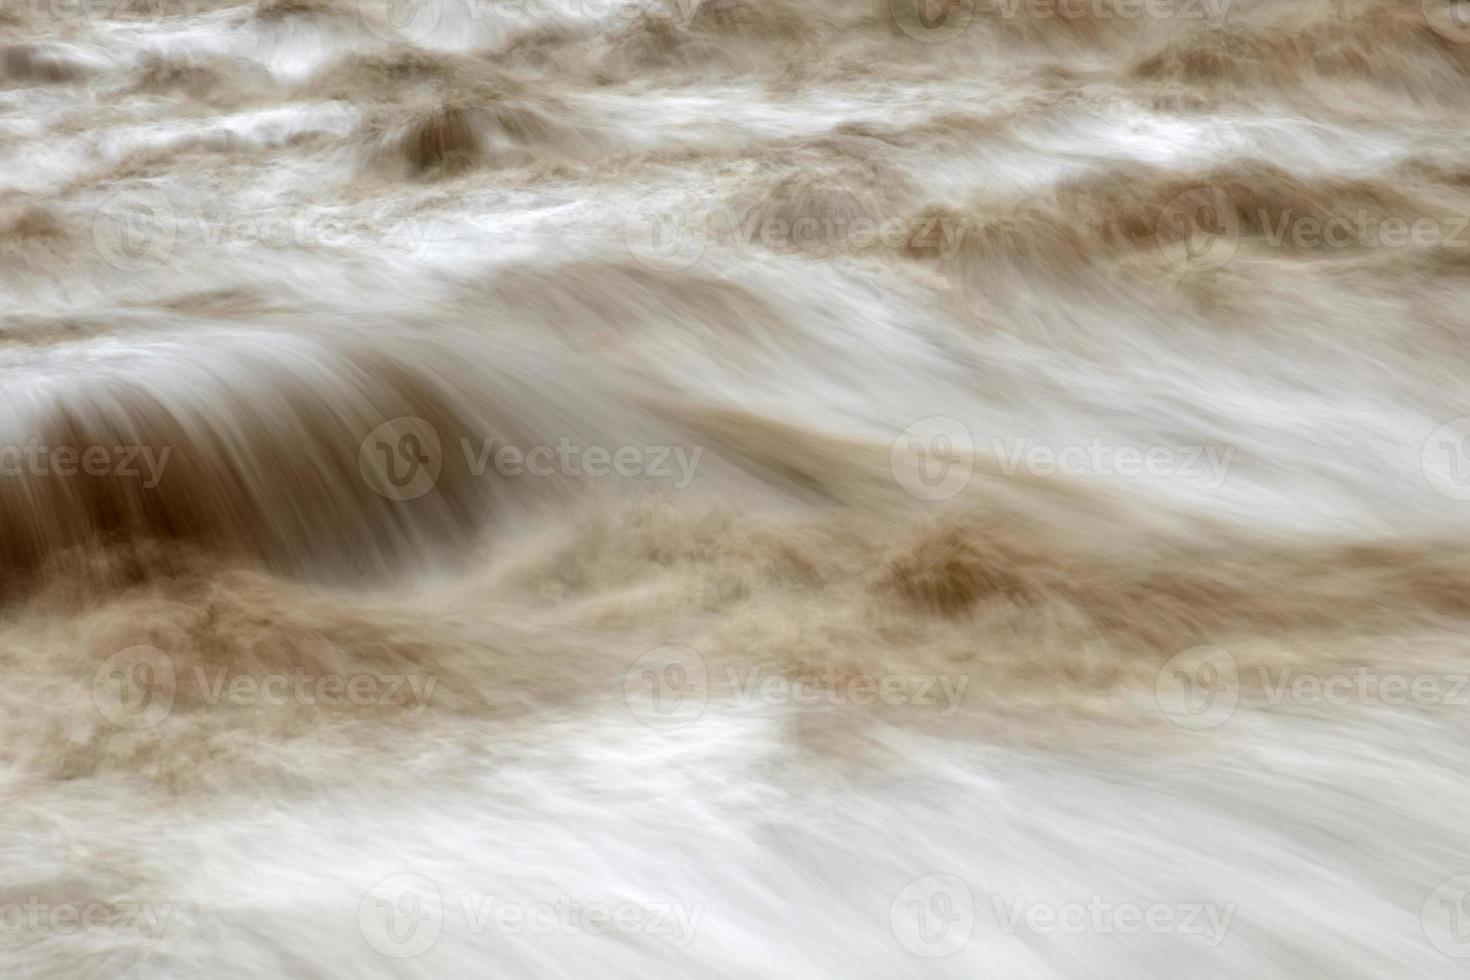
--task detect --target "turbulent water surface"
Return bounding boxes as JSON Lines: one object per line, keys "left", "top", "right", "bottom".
{"left": 5, "top": 0, "right": 1470, "bottom": 975}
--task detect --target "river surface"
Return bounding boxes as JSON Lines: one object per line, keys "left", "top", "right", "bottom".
{"left": 4, "top": 0, "right": 1470, "bottom": 975}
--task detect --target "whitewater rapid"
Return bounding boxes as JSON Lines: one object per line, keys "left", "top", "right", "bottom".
{"left": 5, "top": 0, "right": 1470, "bottom": 975}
